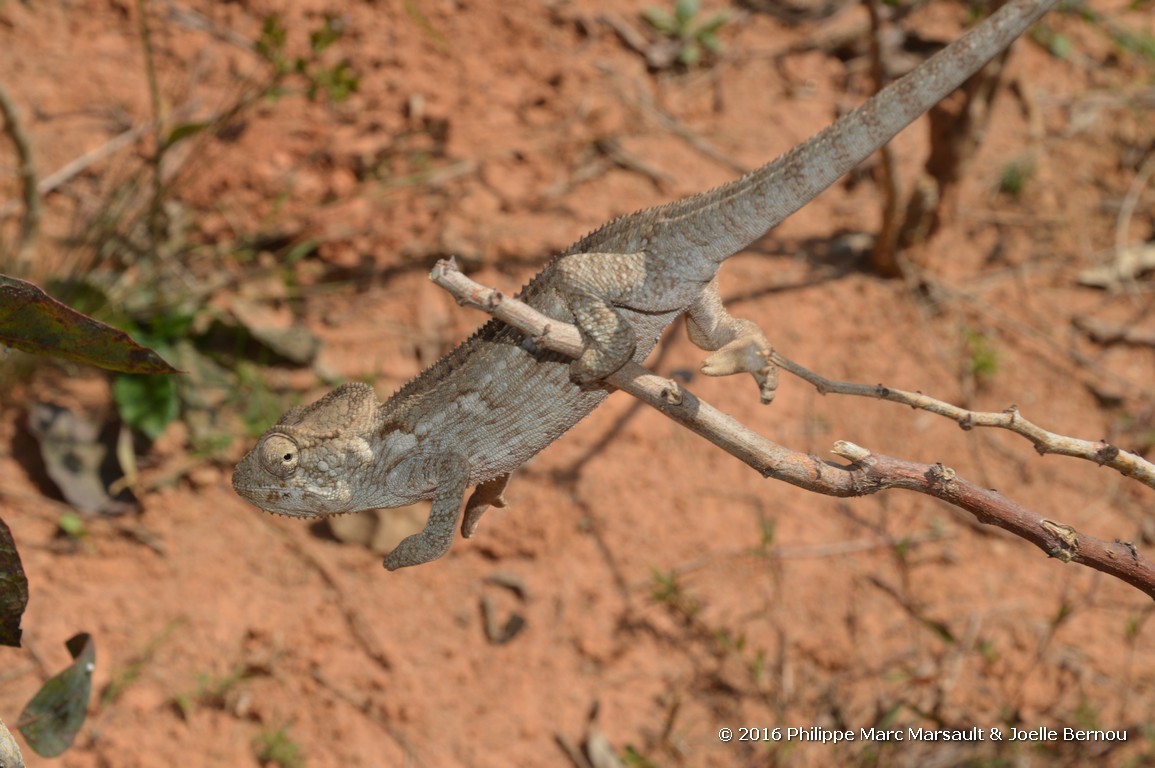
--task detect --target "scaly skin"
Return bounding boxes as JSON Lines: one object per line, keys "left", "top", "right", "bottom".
{"left": 233, "top": 0, "right": 1059, "bottom": 570}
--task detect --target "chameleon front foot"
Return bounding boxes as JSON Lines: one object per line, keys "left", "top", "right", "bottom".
{"left": 383, "top": 453, "right": 469, "bottom": 570}
{"left": 383, "top": 529, "right": 454, "bottom": 570}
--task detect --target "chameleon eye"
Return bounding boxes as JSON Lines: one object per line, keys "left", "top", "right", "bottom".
{"left": 258, "top": 434, "right": 300, "bottom": 478}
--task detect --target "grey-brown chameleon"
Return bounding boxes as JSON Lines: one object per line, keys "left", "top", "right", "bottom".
{"left": 233, "top": 0, "right": 1059, "bottom": 570}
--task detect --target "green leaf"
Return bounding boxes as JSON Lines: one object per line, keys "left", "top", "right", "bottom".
{"left": 0, "top": 275, "right": 178, "bottom": 374}
{"left": 699, "top": 30, "right": 722, "bottom": 54}
{"left": 164, "top": 121, "right": 210, "bottom": 148}
{"left": 675, "top": 0, "right": 700, "bottom": 26}
{"left": 677, "top": 42, "right": 702, "bottom": 67}
{"left": 138, "top": 307, "right": 196, "bottom": 346}
{"left": 1047, "top": 32, "right": 1073, "bottom": 58}
{"left": 1107, "top": 24, "right": 1155, "bottom": 60}
{"left": 0, "top": 518, "right": 28, "bottom": 648}
{"left": 642, "top": 7, "right": 678, "bottom": 35}
{"left": 113, "top": 374, "right": 181, "bottom": 440}
{"left": 43, "top": 278, "right": 113, "bottom": 318}
{"left": 697, "top": 10, "right": 731, "bottom": 34}
{"left": 256, "top": 14, "right": 288, "bottom": 64}
{"left": 309, "top": 60, "right": 361, "bottom": 103}
{"left": 283, "top": 238, "right": 320, "bottom": 266}
{"left": 309, "top": 15, "right": 345, "bottom": 53}
{"left": 57, "top": 512, "right": 87, "bottom": 541}
{"left": 18, "top": 633, "right": 95, "bottom": 757}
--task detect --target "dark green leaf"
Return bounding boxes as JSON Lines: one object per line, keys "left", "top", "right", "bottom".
{"left": 283, "top": 239, "right": 319, "bottom": 266}
{"left": 164, "top": 121, "right": 210, "bottom": 148}
{"left": 0, "top": 518, "right": 28, "bottom": 648}
{"left": 256, "top": 15, "right": 287, "bottom": 63}
{"left": 319, "top": 60, "right": 360, "bottom": 102}
{"left": 138, "top": 308, "right": 196, "bottom": 346}
{"left": 0, "top": 275, "right": 178, "bottom": 374}
{"left": 308, "top": 60, "right": 361, "bottom": 103}
{"left": 114, "top": 374, "right": 181, "bottom": 440}
{"left": 42, "top": 278, "right": 113, "bottom": 318}
{"left": 309, "top": 15, "right": 345, "bottom": 53}
{"left": 18, "top": 633, "right": 95, "bottom": 757}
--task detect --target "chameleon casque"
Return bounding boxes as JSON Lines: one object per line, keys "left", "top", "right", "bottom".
{"left": 233, "top": 0, "right": 1059, "bottom": 570}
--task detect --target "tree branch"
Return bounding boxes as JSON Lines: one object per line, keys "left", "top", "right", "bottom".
{"left": 429, "top": 258, "right": 1155, "bottom": 600}
{"left": 770, "top": 355, "right": 1155, "bottom": 490}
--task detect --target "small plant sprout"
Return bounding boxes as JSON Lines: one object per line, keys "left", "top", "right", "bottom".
{"left": 642, "top": 0, "right": 731, "bottom": 68}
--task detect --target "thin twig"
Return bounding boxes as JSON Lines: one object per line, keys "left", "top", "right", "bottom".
{"left": 597, "top": 62, "right": 750, "bottom": 175}
{"left": 770, "top": 352, "right": 1155, "bottom": 490}
{"left": 662, "top": 529, "right": 952, "bottom": 581}
{"left": 430, "top": 257, "right": 1155, "bottom": 599}
{"left": 1114, "top": 151, "right": 1155, "bottom": 268}
{"left": 160, "top": 0, "right": 256, "bottom": 51}
{"left": 864, "top": 0, "right": 903, "bottom": 277}
{"left": 0, "top": 84, "right": 41, "bottom": 265}
{"left": 0, "top": 123, "right": 150, "bottom": 221}
{"left": 134, "top": 0, "right": 168, "bottom": 244}
{"left": 1074, "top": 316, "right": 1155, "bottom": 348}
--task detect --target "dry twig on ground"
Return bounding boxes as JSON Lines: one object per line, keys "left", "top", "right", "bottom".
{"left": 0, "top": 84, "right": 41, "bottom": 265}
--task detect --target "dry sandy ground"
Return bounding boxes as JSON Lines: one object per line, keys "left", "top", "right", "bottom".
{"left": 1, "top": 0, "right": 1154, "bottom": 765}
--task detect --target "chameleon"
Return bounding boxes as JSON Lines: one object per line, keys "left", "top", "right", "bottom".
{"left": 233, "top": 0, "right": 1060, "bottom": 570}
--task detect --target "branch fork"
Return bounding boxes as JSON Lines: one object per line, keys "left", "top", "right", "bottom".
{"left": 430, "top": 258, "right": 1155, "bottom": 599}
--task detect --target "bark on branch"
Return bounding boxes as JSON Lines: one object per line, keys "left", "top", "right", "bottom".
{"left": 430, "top": 258, "right": 1155, "bottom": 600}
{"left": 771, "top": 356, "right": 1155, "bottom": 490}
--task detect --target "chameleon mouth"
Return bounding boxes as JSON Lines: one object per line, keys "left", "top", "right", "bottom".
{"left": 266, "top": 509, "right": 345, "bottom": 520}
{"left": 231, "top": 478, "right": 357, "bottom": 519}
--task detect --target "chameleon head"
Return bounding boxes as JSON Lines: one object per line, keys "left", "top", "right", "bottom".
{"left": 231, "top": 382, "right": 381, "bottom": 517}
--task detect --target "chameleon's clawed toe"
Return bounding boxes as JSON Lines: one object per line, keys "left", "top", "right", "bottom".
{"left": 701, "top": 338, "right": 778, "bottom": 404}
